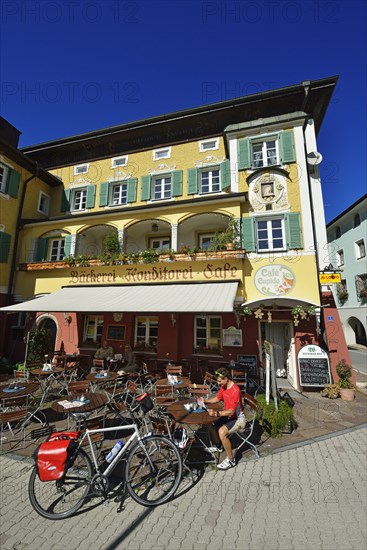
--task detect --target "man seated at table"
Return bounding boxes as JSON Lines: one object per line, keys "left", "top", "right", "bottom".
{"left": 205, "top": 367, "right": 245, "bottom": 470}
{"left": 120, "top": 345, "right": 137, "bottom": 373}
{"left": 94, "top": 340, "right": 114, "bottom": 361}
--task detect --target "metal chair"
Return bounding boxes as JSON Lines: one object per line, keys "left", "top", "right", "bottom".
{"left": 0, "top": 395, "right": 30, "bottom": 453}
{"left": 228, "top": 392, "right": 260, "bottom": 461}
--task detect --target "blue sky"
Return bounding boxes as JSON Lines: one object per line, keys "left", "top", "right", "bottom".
{"left": 0, "top": 0, "right": 366, "bottom": 222}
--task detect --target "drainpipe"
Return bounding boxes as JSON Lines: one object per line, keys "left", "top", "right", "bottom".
{"left": 6, "top": 164, "right": 39, "bottom": 305}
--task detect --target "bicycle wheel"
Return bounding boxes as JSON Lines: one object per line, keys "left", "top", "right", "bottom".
{"left": 125, "top": 435, "right": 182, "bottom": 506}
{"left": 28, "top": 447, "right": 93, "bottom": 520}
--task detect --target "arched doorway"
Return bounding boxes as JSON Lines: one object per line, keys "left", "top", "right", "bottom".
{"left": 38, "top": 317, "right": 57, "bottom": 353}
{"left": 346, "top": 317, "right": 367, "bottom": 346}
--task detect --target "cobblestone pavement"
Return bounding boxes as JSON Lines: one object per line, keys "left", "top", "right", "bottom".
{"left": 1, "top": 426, "right": 366, "bottom": 550}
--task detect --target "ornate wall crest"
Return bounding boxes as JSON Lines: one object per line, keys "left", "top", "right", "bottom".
{"left": 249, "top": 173, "right": 289, "bottom": 212}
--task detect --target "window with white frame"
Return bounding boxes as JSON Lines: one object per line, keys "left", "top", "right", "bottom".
{"left": 0, "top": 162, "right": 9, "bottom": 193}
{"left": 257, "top": 218, "right": 285, "bottom": 251}
{"left": 49, "top": 238, "right": 65, "bottom": 261}
{"left": 38, "top": 191, "right": 50, "bottom": 215}
{"left": 111, "top": 156, "right": 128, "bottom": 168}
{"left": 337, "top": 249, "right": 344, "bottom": 267}
{"left": 111, "top": 182, "right": 128, "bottom": 205}
{"left": 84, "top": 315, "right": 104, "bottom": 342}
{"left": 71, "top": 188, "right": 87, "bottom": 211}
{"left": 355, "top": 239, "right": 366, "bottom": 259}
{"left": 149, "top": 238, "right": 171, "bottom": 251}
{"left": 135, "top": 316, "right": 158, "bottom": 349}
{"left": 199, "top": 233, "right": 215, "bottom": 250}
{"left": 199, "top": 138, "right": 219, "bottom": 152}
{"left": 153, "top": 147, "right": 171, "bottom": 160}
{"left": 194, "top": 316, "right": 222, "bottom": 352}
{"left": 199, "top": 168, "right": 220, "bottom": 194}
{"left": 152, "top": 175, "right": 171, "bottom": 200}
{"left": 74, "top": 164, "right": 88, "bottom": 175}
{"left": 252, "top": 138, "right": 278, "bottom": 168}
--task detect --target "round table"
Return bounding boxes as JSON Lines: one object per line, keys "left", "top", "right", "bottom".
{"left": 52, "top": 392, "right": 108, "bottom": 415}
{"left": 86, "top": 371, "right": 117, "bottom": 384}
{"left": 158, "top": 377, "right": 192, "bottom": 389}
{"left": 0, "top": 382, "right": 39, "bottom": 400}
{"left": 167, "top": 401, "right": 221, "bottom": 425}
{"left": 31, "top": 367, "right": 64, "bottom": 377}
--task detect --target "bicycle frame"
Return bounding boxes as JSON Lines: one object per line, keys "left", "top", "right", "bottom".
{"left": 77, "top": 423, "right": 151, "bottom": 478}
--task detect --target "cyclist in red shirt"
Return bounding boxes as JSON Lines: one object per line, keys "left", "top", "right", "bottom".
{"left": 205, "top": 367, "right": 245, "bottom": 470}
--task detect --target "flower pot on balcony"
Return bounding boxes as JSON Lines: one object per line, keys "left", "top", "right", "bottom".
{"left": 339, "top": 388, "right": 355, "bottom": 401}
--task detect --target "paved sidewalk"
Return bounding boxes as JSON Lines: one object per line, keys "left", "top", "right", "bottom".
{"left": 1, "top": 425, "right": 366, "bottom": 550}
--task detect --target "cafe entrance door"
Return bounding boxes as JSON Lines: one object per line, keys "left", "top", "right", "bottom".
{"left": 261, "top": 321, "right": 293, "bottom": 378}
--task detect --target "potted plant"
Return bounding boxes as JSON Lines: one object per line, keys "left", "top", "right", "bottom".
{"left": 336, "top": 359, "right": 354, "bottom": 401}
{"left": 223, "top": 215, "right": 240, "bottom": 250}
{"left": 321, "top": 383, "right": 340, "bottom": 399}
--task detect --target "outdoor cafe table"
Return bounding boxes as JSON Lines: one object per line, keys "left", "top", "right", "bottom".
{"left": 51, "top": 391, "right": 108, "bottom": 415}
{"left": 158, "top": 377, "right": 192, "bottom": 390}
{"left": 86, "top": 371, "right": 117, "bottom": 383}
{"left": 167, "top": 400, "right": 222, "bottom": 464}
{"left": 0, "top": 382, "right": 39, "bottom": 400}
{"left": 167, "top": 400, "right": 221, "bottom": 425}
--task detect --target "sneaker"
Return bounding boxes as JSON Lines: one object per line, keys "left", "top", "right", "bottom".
{"left": 217, "top": 457, "right": 235, "bottom": 470}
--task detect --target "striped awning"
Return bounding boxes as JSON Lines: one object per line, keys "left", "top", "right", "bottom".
{"left": 1, "top": 282, "right": 239, "bottom": 313}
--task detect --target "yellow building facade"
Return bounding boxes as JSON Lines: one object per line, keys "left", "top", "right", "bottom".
{"left": 1, "top": 77, "right": 345, "bottom": 389}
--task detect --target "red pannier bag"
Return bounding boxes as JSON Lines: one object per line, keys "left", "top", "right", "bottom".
{"left": 36, "top": 431, "right": 79, "bottom": 482}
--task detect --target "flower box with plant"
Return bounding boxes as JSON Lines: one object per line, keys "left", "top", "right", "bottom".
{"left": 141, "top": 249, "right": 160, "bottom": 264}
{"left": 256, "top": 393, "right": 297, "bottom": 437}
{"left": 336, "top": 284, "right": 349, "bottom": 304}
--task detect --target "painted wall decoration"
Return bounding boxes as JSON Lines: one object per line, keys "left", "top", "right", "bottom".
{"left": 254, "top": 264, "right": 296, "bottom": 296}
{"left": 223, "top": 326, "right": 243, "bottom": 346}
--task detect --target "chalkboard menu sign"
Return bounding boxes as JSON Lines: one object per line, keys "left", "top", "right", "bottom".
{"left": 237, "top": 355, "right": 257, "bottom": 376}
{"left": 298, "top": 345, "right": 331, "bottom": 387}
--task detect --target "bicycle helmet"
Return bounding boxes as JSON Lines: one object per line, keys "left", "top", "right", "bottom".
{"left": 173, "top": 427, "right": 188, "bottom": 449}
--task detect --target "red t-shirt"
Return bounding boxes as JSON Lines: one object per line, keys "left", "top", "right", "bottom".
{"left": 217, "top": 382, "right": 244, "bottom": 419}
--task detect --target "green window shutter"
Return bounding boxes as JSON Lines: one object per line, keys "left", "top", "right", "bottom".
{"left": 220, "top": 159, "right": 231, "bottom": 190}
{"left": 7, "top": 168, "right": 21, "bottom": 198}
{"left": 0, "top": 232, "right": 11, "bottom": 263}
{"left": 238, "top": 138, "right": 252, "bottom": 170}
{"left": 187, "top": 168, "right": 198, "bottom": 194}
{"left": 127, "top": 178, "right": 137, "bottom": 203}
{"left": 61, "top": 189, "right": 70, "bottom": 212}
{"left": 172, "top": 170, "right": 183, "bottom": 197}
{"left": 86, "top": 185, "right": 96, "bottom": 208}
{"left": 242, "top": 217, "right": 256, "bottom": 252}
{"left": 63, "top": 235, "right": 72, "bottom": 257}
{"left": 285, "top": 212, "right": 303, "bottom": 249}
{"left": 35, "top": 238, "right": 48, "bottom": 262}
{"left": 99, "top": 182, "right": 109, "bottom": 206}
{"left": 279, "top": 130, "right": 296, "bottom": 164}
{"left": 141, "top": 175, "right": 151, "bottom": 201}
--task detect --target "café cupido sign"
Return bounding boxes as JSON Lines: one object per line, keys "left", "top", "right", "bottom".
{"left": 254, "top": 264, "right": 296, "bottom": 296}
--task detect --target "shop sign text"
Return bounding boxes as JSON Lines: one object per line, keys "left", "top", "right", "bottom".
{"left": 68, "top": 262, "right": 238, "bottom": 285}
{"left": 254, "top": 264, "right": 296, "bottom": 296}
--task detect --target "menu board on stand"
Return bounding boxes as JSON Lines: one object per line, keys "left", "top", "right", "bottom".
{"left": 298, "top": 345, "right": 332, "bottom": 387}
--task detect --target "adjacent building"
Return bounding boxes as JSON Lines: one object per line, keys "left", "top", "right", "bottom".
{"left": 326, "top": 194, "right": 367, "bottom": 346}
{"left": 0, "top": 76, "right": 351, "bottom": 389}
